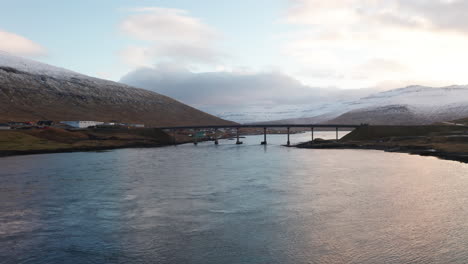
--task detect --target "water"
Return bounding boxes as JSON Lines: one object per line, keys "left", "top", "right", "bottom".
{"left": 1, "top": 132, "right": 468, "bottom": 264}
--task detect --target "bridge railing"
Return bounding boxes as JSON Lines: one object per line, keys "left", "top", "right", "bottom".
{"left": 157, "top": 124, "right": 363, "bottom": 130}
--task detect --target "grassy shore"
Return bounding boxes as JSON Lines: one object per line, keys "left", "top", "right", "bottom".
{"left": 0, "top": 127, "right": 177, "bottom": 157}
{"left": 296, "top": 125, "right": 468, "bottom": 163}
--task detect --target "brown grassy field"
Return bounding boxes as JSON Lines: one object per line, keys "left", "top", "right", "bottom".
{"left": 0, "top": 127, "right": 176, "bottom": 156}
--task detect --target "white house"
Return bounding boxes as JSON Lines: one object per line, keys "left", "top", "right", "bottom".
{"left": 121, "top": 123, "right": 145, "bottom": 128}
{"left": 60, "top": 121, "right": 104, "bottom": 128}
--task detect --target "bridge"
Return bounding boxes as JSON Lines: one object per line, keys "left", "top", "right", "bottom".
{"left": 158, "top": 124, "right": 364, "bottom": 146}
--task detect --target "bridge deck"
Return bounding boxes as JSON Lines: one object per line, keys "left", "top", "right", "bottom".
{"left": 157, "top": 124, "right": 363, "bottom": 130}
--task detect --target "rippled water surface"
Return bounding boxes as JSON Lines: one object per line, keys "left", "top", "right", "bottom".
{"left": 1, "top": 132, "right": 468, "bottom": 264}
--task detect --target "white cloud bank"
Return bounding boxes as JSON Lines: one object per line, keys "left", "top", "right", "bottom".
{"left": 120, "top": 63, "right": 369, "bottom": 107}
{"left": 0, "top": 30, "right": 46, "bottom": 56}
{"left": 120, "top": 64, "right": 375, "bottom": 122}
{"left": 119, "top": 7, "right": 222, "bottom": 67}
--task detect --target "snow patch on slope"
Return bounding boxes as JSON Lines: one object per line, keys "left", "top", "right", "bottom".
{"left": 0, "top": 51, "right": 83, "bottom": 79}
{"left": 241, "top": 85, "right": 468, "bottom": 124}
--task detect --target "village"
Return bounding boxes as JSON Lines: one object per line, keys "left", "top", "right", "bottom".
{"left": 0, "top": 120, "right": 145, "bottom": 130}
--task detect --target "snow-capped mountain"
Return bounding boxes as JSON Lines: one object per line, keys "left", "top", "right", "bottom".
{"left": 261, "top": 85, "right": 468, "bottom": 125}
{"left": 210, "top": 84, "right": 468, "bottom": 125}
{"left": 0, "top": 52, "right": 234, "bottom": 126}
{"left": 200, "top": 98, "right": 363, "bottom": 124}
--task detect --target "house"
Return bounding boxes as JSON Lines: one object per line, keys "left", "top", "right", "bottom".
{"left": 6, "top": 122, "right": 34, "bottom": 129}
{"left": 121, "top": 123, "right": 145, "bottom": 128}
{"left": 60, "top": 121, "right": 104, "bottom": 128}
{"left": 8, "top": 122, "right": 30, "bottom": 125}
{"left": 0, "top": 123, "right": 11, "bottom": 130}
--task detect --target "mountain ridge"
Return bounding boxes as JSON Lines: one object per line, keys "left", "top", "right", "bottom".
{"left": 0, "top": 52, "right": 235, "bottom": 127}
{"left": 255, "top": 85, "right": 468, "bottom": 125}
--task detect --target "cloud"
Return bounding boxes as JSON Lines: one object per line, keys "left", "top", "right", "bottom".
{"left": 119, "top": 7, "right": 222, "bottom": 67}
{"left": 282, "top": 0, "right": 468, "bottom": 89}
{"left": 119, "top": 64, "right": 377, "bottom": 122}
{"left": 119, "top": 63, "right": 359, "bottom": 107}
{"left": 375, "top": 0, "right": 468, "bottom": 33}
{"left": 0, "top": 30, "right": 46, "bottom": 56}
{"left": 285, "top": 0, "right": 468, "bottom": 33}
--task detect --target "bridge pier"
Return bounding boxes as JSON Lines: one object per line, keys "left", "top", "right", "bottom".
{"left": 287, "top": 127, "right": 290, "bottom": 146}
{"left": 336, "top": 127, "right": 339, "bottom": 141}
{"left": 193, "top": 129, "right": 198, "bottom": 145}
{"left": 172, "top": 129, "right": 177, "bottom": 145}
{"left": 311, "top": 127, "right": 314, "bottom": 143}
{"left": 214, "top": 128, "right": 219, "bottom": 145}
{"left": 236, "top": 127, "right": 242, "bottom": 144}
{"left": 261, "top": 127, "right": 267, "bottom": 145}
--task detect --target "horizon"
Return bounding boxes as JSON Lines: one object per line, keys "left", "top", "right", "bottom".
{"left": 2, "top": 0, "right": 468, "bottom": 122}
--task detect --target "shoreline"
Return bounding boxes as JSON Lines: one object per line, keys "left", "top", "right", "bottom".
{"left": 295, "top": 141, "right": 468, "bottom": 164}
{"left": 0, "top": 127, "right": 182, "bottom": 158}
{"left": 0, "top": 142, "right": 173, "bottom": 158}
{"left": 0, "top": 132, "right": 231, "bottom": 158}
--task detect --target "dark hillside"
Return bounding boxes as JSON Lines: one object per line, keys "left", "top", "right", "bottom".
{"left": 0, "top": 53, "right": 235, "bottom": 127}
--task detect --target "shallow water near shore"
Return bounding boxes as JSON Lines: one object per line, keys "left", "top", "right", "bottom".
{"left": 1, "top": 132, "right": 468, "bottom": 264}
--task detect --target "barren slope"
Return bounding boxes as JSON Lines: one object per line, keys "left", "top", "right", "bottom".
{"left": 0, "top": 52, "right": 235, "bottom": 127}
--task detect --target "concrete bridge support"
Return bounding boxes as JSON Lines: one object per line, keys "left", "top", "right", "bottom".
{"left": 336, "top": 127, "right": 339, "bottom": 141}
{"left": 236, "top": 128, "right": 242, "bottom": 144}
{"left": 261, "top": 127, "right": 267, "bottom": 145}
{"left": 214, "top": 128, "right": 219, "bottom": 145}
{"left": 287, "top": 127, "right": 290, "bottom": 146}
{"left": 193, "top": 129, "right": 198, "bottom": 145}
{"left": 172, "top": 129, "right": 177, "bottom": 145}
{"left": 311, "top": 127, "right": 314, "bottom": 143}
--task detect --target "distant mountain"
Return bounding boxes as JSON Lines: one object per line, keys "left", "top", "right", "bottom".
{"left": 265, "top": 85, "right": 468, "bottom": 125}
{"left": 202, "top": 91, "right": 372, "bottom": 124}
{"left": 326, "top": 105, "right": 424, "bottom": 125}
{"left": 0, "top": 52, "right": 234, "bottom": 126}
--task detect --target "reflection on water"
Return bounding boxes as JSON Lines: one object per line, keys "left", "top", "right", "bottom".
{"left": 1, "top": 132, "right": 468, "bottom": 264}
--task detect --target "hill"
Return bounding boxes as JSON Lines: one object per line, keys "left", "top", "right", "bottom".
{"left": 0, "top": 51, "right": 235, "bottom": 127}
{"left": 325, "top": 105, "right": 421, "bottom": 125}
{"left": 261, "top": 85, "right": 468, "bottom": 125}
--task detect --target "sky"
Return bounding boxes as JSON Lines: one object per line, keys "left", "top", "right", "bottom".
{"left": 2, "top": 0, "right": 468, "bottom": 113}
